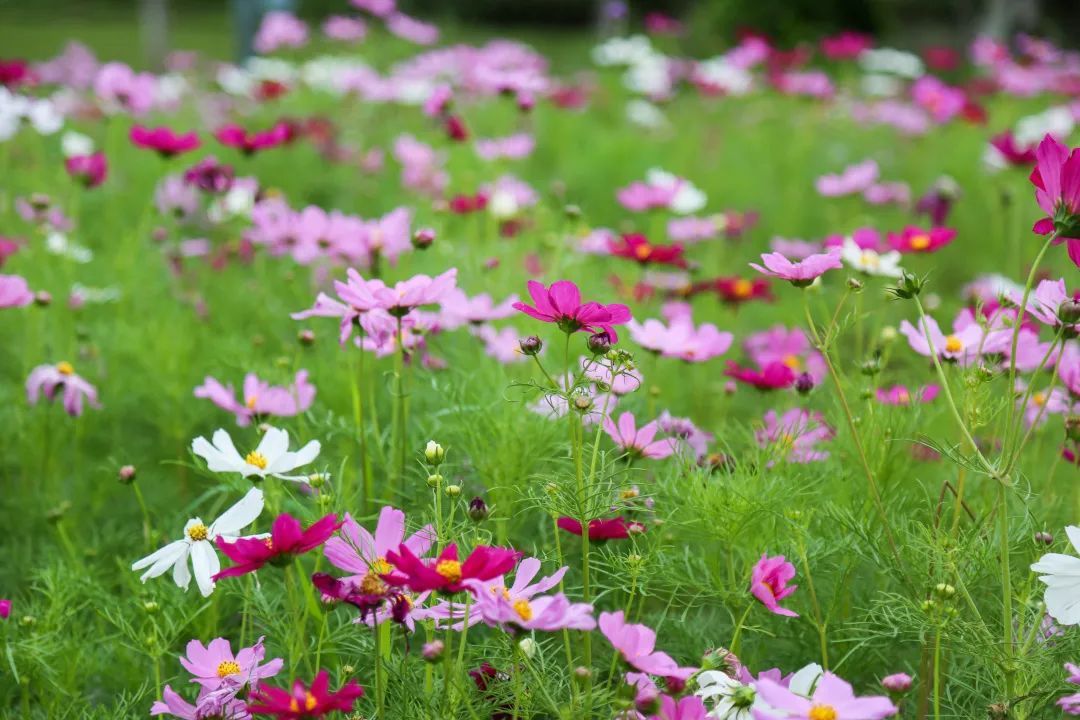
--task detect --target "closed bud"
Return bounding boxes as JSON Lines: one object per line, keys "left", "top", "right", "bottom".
{"left": 987, "top": 702, "right": 1008, "bottom": 720}
{"left": 934, "top": 582, "right": 955, "bottom": 598}
{"left": 297, "top": 329, "right": 315, "bottom": 346}
{"left": 468, "top": 496, "right": 490, "bottom": 522}
{"left": 341, "top": 664, "right": 355, "bottom": 676}
{"left": 1059, "top": 299, "right": 1080, "bottom": 324}
{"left": 519, "top": 335, "right": 543, "bottom": 356}
{"left": 426, "top": 473, "right": 443, "bottom": 489}
{"left": 20, "top": 615, "right": 35, "bottom": 628}
{"left": 142, "top": 600, "right": 159, "bottom": 614}
{"left": 572, "top": 395, "right": 593, "bottom": 412}
{"left": 563, "top": 204, "right": 582, "bottom": 219}
{"left": 308, "top": 473, "right": 326, "bottom": 488}
{"left": 794, "top": 372, "right": 814, "bottom": 395}
{"left": 587, "top": 331, "right": 612, "bottom": 355}
{"left": 879, "top": 326, "right": 898, "bottom": 343}
{"left": 33, "top": 291, "right": 52, "bottom": 307}
{"left": 881, "top": 673, "right": 913, "bottom": 694}
{"left": 860, "top": 358, "right": 881, "bottom": 376}
{"left": 412, "top": 228, "right": 436, "bottom": 249}
{"left": 425, "top": 441, "right": 446, "bottom": 466}
{"left": 702, "top": 647, "right": 741, "bottom": 676}
{"left": 445, "top": 484, "right": 461, "bottom": 497}
{"left": 422, "top": 640, "right": 444, "bottom": 663}
{"left": 888, "top": 271, "right": 925, "bottom": 300}
{"left": 920, "top": 599, "right": 936, "bottom": 612}
{"left": 573, "top": 666, "right": 592, "bottom": 681}
{"left": 847, "top": 277, "right": 864, "bottom": 292}
{"left": 1035, "top": 531, "right": 1054, "bottom": 545}
{"left": 975, "top": 365, "right": 996, "bottom": 383}
{"left": 518, "top": 638, "right": 536, "bottom": 658}
{"left": 118, "top": 465, "right": 137, "bottom": 484}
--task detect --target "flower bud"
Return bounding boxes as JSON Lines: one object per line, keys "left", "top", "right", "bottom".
{"left": 118, "top": 465, "right": 137, "bottom": 484}
{"left": 308, "top": 473, "right": 327, "bottom": 489}
{"left": 519, "top": 335, "right": 542, "bottom": 356}
{"left": 573, "top": 666, "right": 592, "bottom": 681}
{"left": 142, "top": 600, "right": 160, "bottom": 614}
{"left": 20, "top": 615, "right": 35, "bottom": 628}
{"left": 468, "top": 497, "right": 490, "bottom": 522}
{"left": 860, "top": 358, "right": 882, "bottom": 376}
{"left": 425, "top": 441, "right": 446, "bottom": 466}
{"left": 846, "top": 277, "right": 864, "bottom": 292}
{"left": 563, "top": 204, "right": 582, "bottom": 219}
{"left": 341, "top": 664, "right": 355, "bottom": 676}
{"left": 1035, "top": 531, "right": 1054, "bottom": 545}
{"left": 794, "top": 372, "right": 814, "bottom": 395}
{"left": 1059, "top": 299, "right": 1080, "bottom": 325}
{"left": 702, "top": 647, "right": 741, "bottom": 676}
{"left": 423, "top": 640, "right": 444, "bottom": 663}
{"left": 426, "top": 473, "right": 443, "bottom": 489}
{"left": 297, "top": 329, "right": 315, "bottom": 346}
{"left": 445, "top": 484, "right": 461, "bottom": 497}
{"left": 587, "top": 331, "right": 612, "bottom": 355}
{"left": 888, "top": 271, "right": 925, "bottom": 300}
{"left": 518, "top": 638, "right": 536, "bottom": 658}
{"left": 412, "top": 228, "right": 436, "bottom": 249}
{"left": 33, "top": 291, "right": 52, "bottom": 307}
{"left": 933, "top": 582, "right": 955, "bottom": 598}
{"left": 881, "top": 672, "right": 913, "bottom": 694}
{"left": 572, "top": 395, "right": 593, "bottom": 412}
{"left": 920, "top": 599, "right": 936, "bottom": 612}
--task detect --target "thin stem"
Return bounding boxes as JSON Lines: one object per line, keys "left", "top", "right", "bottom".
{"left": 998, "top": 482, "right": 1016, "bottom": 701}
{"left": 729, "top": 604, "right": 754, "bottom": 655}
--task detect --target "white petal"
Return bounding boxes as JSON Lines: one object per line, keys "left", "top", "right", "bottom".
{"left": 1045, "top": 584, "right": 1080, "bottom": 625}
{"left": 255, "top": 426, "right": 289, "bottom": 463}
{"left": 210, "top": 487, "right": 264, "bottom": 537}
{"left": 272, "top": 440, "right": 320, "bottom": 474}
{"left": 132, "top": 540, "right": 187, "bottom": 582}
{"left": 173, "top": 547, "right": 192, "bottom": 589}
{"left": 1067, "top": 526, "right": 1080, "bottom": 555}
{"left": 1031, "top": 553, "right": 1080, "bottom": 577}
{"left": 191, "top": 541, "right": 219, "bottom": 597}
{"left": 193, "top": 434, "right": 243, "bottom": 473}
{"left": 787, "top": 663, "right": 823, "bottom": 696}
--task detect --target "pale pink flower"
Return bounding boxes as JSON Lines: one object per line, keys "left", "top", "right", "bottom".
{"left": 750, "top": 553, "right": 799, "bottom": 617}
{"left": 0, "top": 274, "right": 33, "bottom": 308}
{"left": 815, "top": 159, "right": 879, "bottom": 197}
{"left": 603, "top": 412, "right": 678, "bottom": 459}
{"left": 194, "top": 371, "right": 316, "bottom": 427}
{"left": 755, "top": 409, "right": 833, "bottom": 464}
{"left": 26, "top": 361, "right": 101, "bottom": 416}
{"left": 750, "top": 249, "right": 843, "bottom": 286}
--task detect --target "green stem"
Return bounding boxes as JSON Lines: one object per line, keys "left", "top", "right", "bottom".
{"left": 998, "top": 482, "right": 1016, "bottom": 701}
{"left": 729, "top": 605, "right": 753, "bottom": 655}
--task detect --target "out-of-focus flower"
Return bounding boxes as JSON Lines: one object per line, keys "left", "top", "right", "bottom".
{"left": 26, "top": 361, "right": 101, "bottom": 415}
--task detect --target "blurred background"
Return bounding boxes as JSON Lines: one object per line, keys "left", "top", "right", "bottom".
{"left": 0, "top": 0, "right": 1077, "bottom": 68}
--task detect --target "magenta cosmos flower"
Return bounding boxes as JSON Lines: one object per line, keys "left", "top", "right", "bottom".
{"left": 383, "top": 543, "right": 520, "bottom": 594}
{"left": 130, "top": 125, "right": 201, "bottom": 157}
{"left": 649, "top": 695, "right": 709, "bottom": 720}
{"left": 150, "top": 685, "right": 250, "bottom": 720}
{"left": 179, "top": 636, "right": 282, "bottom": 691}
{"left": 557, "top": 516, "right": 644, "bottom": 541}
{"left": 65, "top": 152, "right": 107, "bottom": 188}
{"left": 599, "top": 611, "right": 698, "bottom": 683}
{"left": 26, "top": 361, "right": 101, "bottom": 416}
{"left": 603, "top": 412, "right": 678, "bottom": 459}
{"left": 0, "top": 274, "right": 33, "bottom": 308}
{"left": 248, "top": 670, "right": 364, "bottom": 719}
{"left": 1029, "top": 134, "right": 1080, "bottom": 267}
{"left": 214, "top": 514, "right": 341, "bottom": 580}
{"left": 194, "top": 370, "right": 316, "bottom": 426}
{"left": 0, "top": 599, "right": 10, "bottom": 619}
{"left": 513, "top": 280, "right": 631, "bottom": 342}
{"left": 754, "top": 671, "right": 897, "bottom": 719}
{"left": 886, "top": 225, "right": 956, "bottom": 254}
{"left": 756, "top": 409, "right": 833, "bottom": 464}
{"left": 750, "top": 249, "right": 842, "bottom": 287}
{"left": 429, "top": 556, "right": 568, "bottom": 630}
{"left": 750, "top": 553, "right": 799, "bottom": 617}
{"left": 215, "top": 123, "right": 291, "bottom": 156}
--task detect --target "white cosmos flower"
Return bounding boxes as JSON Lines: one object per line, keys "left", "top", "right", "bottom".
{"left": 840, "top": 238, "right": 903, "bottom": 277}
{"left": 697, "top": 664, "right": 824, "bottom": 719}
{"left": 626, "top": 99, "right": 668, "bottom": 129}
{"left": 130, "top": 487, "right": 264, "bottom": 596}
{"left": 61, "top": 130, "right": 94, "bottom": 157}
{"left": 1032, "top": 526, "right": 1080, "bottom": 625}
{"left": 192, "top": 426, "right": 320, "bottom": 483}
{"left": 647, "top": 168, "right": 707, "bottom": 215}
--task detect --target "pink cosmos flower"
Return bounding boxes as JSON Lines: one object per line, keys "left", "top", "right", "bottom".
{"left": 1015, "top": 381, "right": 1074, "bottom": 428}
{"left": 603, "top": 412, "right": 678, "bottom": 459}
{"left": 658, "top": 412, "right": 713, "bottom": 459}
{"left": 988, "top": 132, "right": 1037, "bottom": 167}
{"left": 385, "top": 12, "right": 439, "bottom": 45}
{"left": 863, "top": 181, "right": 910, "bottom": 206}
{"left": 745, "top": 326, "right": 826, "bottom": 383}
{"left": 248, "top": 670, "right": 363, "bottom": 719}
{"left": 756, "top": 409, "right": 834, "bottom": 463}
{"left": 253, "top": 12, "right": 309, "bottom": 54}
{"left": 582, "top": 355, "right": 642, "bottom": 394}
{"left": 750, "top": 249, "right": 843, "bottom": 286}
{"left": 351, "top": 0, "right": 395, "bottom": 17}
{"left": 899, "top": 309, "right": 1011, "bottom": 366}
{"left": 911, "top": 75, "right": 966, "bottom": 123}
{"left": 1029, "top": 134, "right": 1080, "bottom": 267}
{"left": 627, "top": 311, "right": 733, "bottom": 363}
{"left": 648, "top": 695, "right": 709, "bottom": 720}
{"left": 439, "top": 289, "right": 518, "bottom": 329}
{"left": 150, "top": 685, "right": 250, "bottom": 720}
{"left": 94, "top": 62, "right": 156, "bottom": 115}
{"left": 770, "top": 237, "right": 824, "bottom": 261}
{"left": 815, "top": 160, "right": 878, "bottom": 197}
{"left": 667, "top": 216, "right": 720, "bottom": 243}
{"left": 214, "top": 514, "right": 342, "bottom": 580}
{"left": 530, "top": 381, "right": 618, "bottom": 425}
{"left": 322, "top": 15, "right": 367, "bottom": 42}
{"left": 557, "top": 516, "right": 643, "bottom": 541}
{"left": 383, "top": 543, "right": 520, "bottom": 594}
{"left": 65, "top": 152, "right": 107, "bottom": 188}
{"left": 393, "top": 134, "right": 447, "bottom": 196}
{"left": 0, "top": 599, "right": 10, "bottom": 619}
{"left": 179, "top": 636, "right": 283, "bottom": 691}
{"left": 513, "top": 280, "right": 631, "bottom": 342}
{"left": 876, "top": 385, "right": 940, "bottom": 405}
{"left": 1059, "top": 662, "right": 1080, "bottom": 715}
{"left": 725, "top": 361, "right": 797, "bottom": 391}
{"left": 886, "top": 225, "right": 956, "bottom": 253}
{"left": 194, "top": 370, "right": 316, "bottom": 426}
{"left": 474, "top": 133, "right": 535, "bottom": 161}
{"left": 1061, "top": 342, "right": 1080, "bottom": 397}
{"left": 215, "top": 123, "right": 291, "bottom": 156}
{"left": 26, "top": 361, "right": 101, "bottom": 416}
{"left": 750, "top": 554, "right": 799, "bottom": 617}
{"left": 473, "top": 326, "right": 531, "bottom": 364}
{"left": 774, "top": 70, "right": 834, "bottom": 99}
{"left": 1012, "top": 278, "right": 1077, "bottom": 328}
{"left": 464, "top": 575, "right": 595, "bottom": 632}
{"left": 430, "top": 556, "right": 568, "bottom": 630}
{"left": 130, "top": 125, "right": 201, "bottom": 157}
{"left": 0, "top": 274, "right": 33, "bottom": 308}
{"left": 617, "top": 182, "right": 679, "bottom": 212}
{"left": 754, "top": 671, "right": 898, "bottom": 719}
{"left": 598, "top": 611, "right": 698, "bottom": 683}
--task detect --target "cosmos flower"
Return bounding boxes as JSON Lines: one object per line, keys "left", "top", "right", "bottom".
{"left": 253, "top": 11, "right": 308, "bottom": 54}
{"left": 1032, "top": 526, "right": 1080, "bottom": 625}
{"left": 557, "top": 516, "right": 644, "bottom": 541}
{"left": 179, "top": 636, "right": 283, "bottom": 691}
{"left": 194, "top": 371, "right": 316, "bottom": 427}
{"left": 599, "top": 611, "right": 698, "bottom": 684}
{"left": 466, "top": 584, "right": 595, "bottom": 632}
{"left": 383, "top": 543, "right": 520, "bottom": 594}
{"left": 1029, "top": 134, "right": 1080, "bottom": 267}
{"left": 26, "top": 361, "right": 101, "bottom": 416}
{"left": 750, "top": 554, "right": 799, "bottom": 617}
{"left": 247, "top": 670, "right": 364, "bottom": 719}
{"left": 886, "top": 225, "right": 956, "bottom": 254}
{"left": 750, "top": 249, "right": 843, "bottom": 286}
{"left": 514, "top": 280, "right": 631, "bottom": 342}
{"left": 429, "top": 557, "right": 568, "bottom": 630}
{"left": 191, "top": 427, "right": 321, "bottom": 483}
{"left": 608, "top": 233, "right": 688, "bottom": 268}
{"left": 753, "top": 671, "right": 897, "bottom": 719}
{"left": 755, "top": 409, "right": 834, "bottom": 463}
{"left": 150, "top": 684, "right": 251, "bottom": 720}
{"left": 64, "top": 152, "right": 107, "bottom": 188}
{"left": 898, "top": 310, "right": 1011, "bottom": 366}
{"left": 1010, "top": 278, "right": 1077, "bottom": 329}
{"left": 0, "top": 274, "right": 33, "bottom": 308}
{"left": 815, "top": 159, "right": 879, "bottom": 197}
{"left": 875, "top": 385, "right": 940, "bottom": 405}
{"left": 131, "top": 488, "right": 264, "bottom": 597}
{"left": 215, "top": 122, "right": 291, "bottom": 155}
{"left": 603, "top": 412, "right": 679, "bottom": 459}
{"left": 840, "top": 238, "right": 903, "bottom": 277}
{"left": 214, "top": 513, "right": 342, "bottom": 580}
{"left": 130, "top": 125, "right": 200, "bottom": 157}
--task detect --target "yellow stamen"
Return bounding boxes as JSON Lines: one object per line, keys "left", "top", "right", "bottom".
{"left": 944, "top": 335, "right": 963, "bottom": 354}
{"left": 1033, "top": 392, "right": 1047, "bottom": 407}
{"left": 187, "top": 523, "right": 209, "bottom": 542}
{"left": 809, "top": 706, "right": 838, "bottom": 720}
{"left": 782, "top": 354, "right": 802, "bottom": 370}
{"left": 859, "top": 251, "right": 880, "bottom": 268}
{"left": 289, "top": 692, "right": 318, "bottom": 713}
{"left": 56, "top": 361, "right": 75, "bottom": 376}
{"left": 633, "top": 242, "right": 653, "bottom": 260}
{"left": 435, "top": 559, "right": 462, "bottom": 583}
{"left": 909, "top": 234, "right": 931, "bottom": 250}
{"left": 732, "top": 279, "right": 753, "bottom": 298}
{"left": 246, "top": 395, "right": 258, "bottom": 409}
{"left": 620, "top": 487, "right": 639, "bottom": 500}
{"left": 513, "top": 598, "right": 533, "bottom": 622}
{"left": 245, "top": 451, "right": 268, "bottom": 469}
{"left": 360, "top": 557, "right": 393, "bottom": 595}
{"left": 216, "top": 660, "right": 241, "bottom": 678}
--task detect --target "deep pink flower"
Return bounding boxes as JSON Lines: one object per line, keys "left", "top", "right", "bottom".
{"left": 755, "top": 671, "right": 897, "bottom": 718}
{"left": 609, "top": 233, "right": 688, "bottom": 268}
{"left": 755, "top": 408, "right": 834, "bottom": 464}
{"left": 0, "top": 274, "right": 33, "bottom": 308}
{"left": 26, "top": 361, "right": 101, "bottom": 416}
{"left": 750, "top": 249, "right": 842, "bottom": 286}
{"left": 130, "top": 125, "right": 201, "bottom": 157}
{"left": 0, "top": 599, "right": 10, "bottom": 619}
{"left": 876, "top": 385, "right": 940, "bottom": 405}
{"left": 557, "top": 516, "right": 644, "bottom": 541}
{"left": 887, "top": 225, "right": 956, "bottom": 254}
{"left": 648, "top": 695, "right": 708, "bottom": 720}
{"left": 599, "top": 611, "right": 698, "bottom": 683}
{"left": 820, "top": 32, "right": 872, "bottom": 60}
{"left": 214, "top": 514, "right": 342, "bottom": 580}
{"left": 513, "top": 280, "right": 632, "bottom": 342}
{"left": 248, "top": 670, "right": 364, "bottom": 719}
{"left": 183, "top": 156, "right": 234, "bottom": 194}
{"left": 989, "top": 132, "right": 1037, "bottom": 167}
{"left": 1029, "top": 134, "right": 1080, "bottom": 267}
{"left": 65, "top": 153, "right": 107, "bottom": 188}
{"left": 194, "top": 370, "right": 316, "bottom": 426}
{"left": 179, "top": 636, "right": 283, "bottom": 691}
{"left": 750, "top": 553, "right": 799, "bottom": 617}
{"left": 383, "top": 543, "right": 520, "bottom": 594}
{"left": 603, "top": 412, "right": 678, "bottom": 459}
{"left": 215, "top": 123, "right": 291, "bottom": 156}
{"left": 725, "top": 361, "right": 796, "bottom": 391}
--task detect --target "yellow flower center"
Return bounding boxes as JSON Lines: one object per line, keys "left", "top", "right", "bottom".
{"left": 909, "top": 234, "right": 931, "bottom": 250}
{"left": 216, "top": 660, "right": 241, "bottom": 678}
{"left": 782, "top": 354, "right": 802, "bottom": 370}
{"left": 897, "top": 389, "right": 910, "bottom": 404}
{"left": 187, "top": 523, "right": 209, "bottom": 541}
{"left": 1033, "top": 392, "right": 1047, "bottom": 406}
{"left": 246, "top": 395, "right": 258, "bottom": 409}
{"left": 56, "top": 361, "right": 75, "bottom": 376}
{"left": 809, "top": 706, "right": 838, "bottom": 720}
{"left": 360, "top": 557, "right": 393, "bottom": 595}
{"left": 289, "top": 692, "right": 318, "bottom": 712}
{"left": 513, "top": 598, "right": 533, "bottom": 622}
{"left": 733, "top": 279, "right": 753, "bottom": 298}
{"left": 245, "top": 451, "right": 268, "bottom": 469}
{"left": 435, "top": 559, "right": 462, "bottom": 583}
{"left": 944, "top": 335, "right": 963, "bottom": 354}
{"left": 859, "top": 251, "right": 880, "bottom": 268}
{"left": 620, "top": 488, "right": 639, "bottom": 500}
{"left": 777, "top": 433, "right": 796, "bottom": 452}
{"left": 633, "top": 242, "right": 653, "bottom": 260}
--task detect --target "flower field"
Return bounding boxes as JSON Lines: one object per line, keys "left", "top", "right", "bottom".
{"left": 2, "top": 5, "right": 1080, "bottom": 719}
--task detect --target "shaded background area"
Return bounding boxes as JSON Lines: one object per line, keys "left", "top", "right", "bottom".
{"left": 0, "top": 0, "right": 1078, "bottom": 69}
